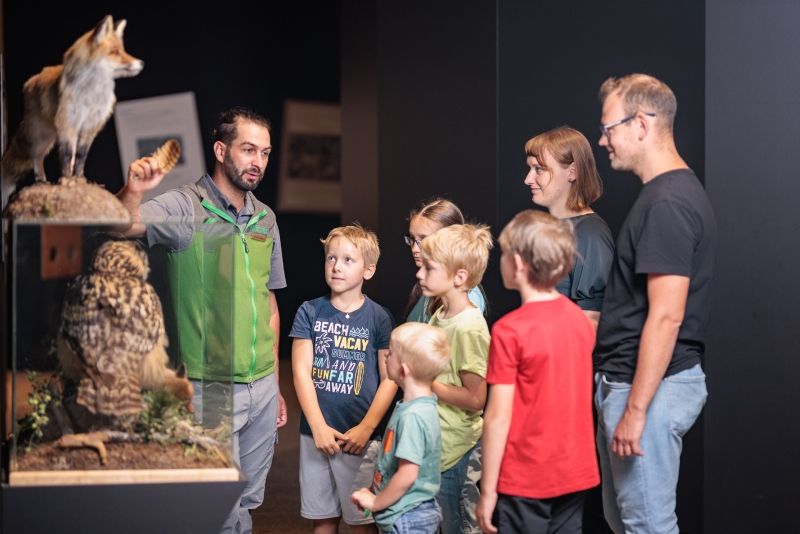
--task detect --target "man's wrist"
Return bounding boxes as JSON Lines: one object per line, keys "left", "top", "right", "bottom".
{"left": 625, "top": 401, "right": 647, "bottom": 415}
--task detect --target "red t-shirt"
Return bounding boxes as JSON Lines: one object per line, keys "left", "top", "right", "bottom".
{"left": 487, "top": 296, "right": 600, "bottom": 499}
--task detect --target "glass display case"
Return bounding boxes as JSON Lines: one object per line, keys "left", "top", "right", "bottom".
{"left": 4, "top": 219, "right": 246, "bottom": 487}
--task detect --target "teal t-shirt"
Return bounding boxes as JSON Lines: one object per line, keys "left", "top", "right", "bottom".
{"left": 372, "top": 396, "right": 441, "bottom": 532}
{"left": 406, "top": 286, "right": 486, "bottom": 323}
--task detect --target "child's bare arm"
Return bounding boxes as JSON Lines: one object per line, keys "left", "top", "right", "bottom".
{"left": 432, "top": 371, "right": 487, "bottom": 411}
{"left": 351, "top": 460, "right": 420, "bottom": 512}
{"left": 292, "top": 338, "right": 347, "bottom": 454}
{"left": 477, "top": 384, "right": 515, "bottom": 534}
{"left": 342, "top": 348, "right": 397, "bottom": 454}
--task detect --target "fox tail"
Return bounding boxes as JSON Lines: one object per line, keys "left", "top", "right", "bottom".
{"left": 1, "top": 129, "right": 34, "bottom": 209}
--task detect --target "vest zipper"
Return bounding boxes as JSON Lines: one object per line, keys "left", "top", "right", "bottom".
{"left": 201, "top": 200, "right": 269, "bottom": 384}
{"left": 240, "top": 232, "right": 258, "bottom": 384}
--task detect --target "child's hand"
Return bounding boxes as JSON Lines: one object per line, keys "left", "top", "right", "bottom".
{"left": 477, "top": 491, "right": 498, "bottom": 534}
{"left": 311, "top": 423, "right": 347, "bottom": 455}
{"left": 351, "top": 487, "right": 377, "bottom": 513}
{"left": 341, "top": 422, "right": 373, "bottom": 454}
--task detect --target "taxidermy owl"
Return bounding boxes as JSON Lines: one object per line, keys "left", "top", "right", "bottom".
{"left": 59, "top": 240, "right": 193, "bottom": 417}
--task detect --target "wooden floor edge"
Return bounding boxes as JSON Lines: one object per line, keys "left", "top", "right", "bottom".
{"left": 8, "top": 467, "right": 241, "bottom": 486}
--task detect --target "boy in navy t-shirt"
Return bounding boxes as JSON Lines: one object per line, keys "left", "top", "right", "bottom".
{"left": 291, "top": 224, "right": 396, "bottom": 533}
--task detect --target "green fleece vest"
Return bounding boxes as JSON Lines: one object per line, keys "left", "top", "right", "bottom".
{"left": 165, "top": 181, "right": 275, "bottom": 383}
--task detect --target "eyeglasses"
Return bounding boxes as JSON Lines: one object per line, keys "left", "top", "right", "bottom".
{"left": 599, "top": 112, "right": 656, "bottom": 138}
{"left": 404, "top": 235, "right": 423, "bottom": 247}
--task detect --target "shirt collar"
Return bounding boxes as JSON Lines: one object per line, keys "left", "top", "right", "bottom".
{"left": 200, "top": 174, "right": 255, "bottom": 217}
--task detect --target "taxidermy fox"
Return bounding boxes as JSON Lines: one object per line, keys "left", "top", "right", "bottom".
{"left": 1, "top": 15, "right": 143, "bottom": 207}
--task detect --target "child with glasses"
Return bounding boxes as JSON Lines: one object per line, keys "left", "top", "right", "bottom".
{"left": 403, "top": 198, "right": 487, "bottom": 323}
{"left": 416, "top": 223, "right": 493, "bottom": 534}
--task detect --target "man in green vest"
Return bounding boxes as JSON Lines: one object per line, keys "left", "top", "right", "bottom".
{"left": 119, "top": 107, "right": 287, "bottom": 534}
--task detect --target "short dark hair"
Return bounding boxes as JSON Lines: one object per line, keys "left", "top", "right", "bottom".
{"left": 212, "top": 107, "right": 271, "bottom": 145}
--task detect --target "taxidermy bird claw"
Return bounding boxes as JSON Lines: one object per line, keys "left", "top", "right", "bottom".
{"left": 152, "top": 139, "right": 181, "bottom": 174}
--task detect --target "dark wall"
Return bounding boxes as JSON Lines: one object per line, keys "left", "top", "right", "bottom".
{"left": 374, "top": 1, "right": 498, "bottom": 318}
{"left": 367, "top": 0, "right": 705, "bottom": 325}
{"left": 497, "top": 4, "right": 705, "bottom": 531}
{"left": 364, "top": 1, "right": 705, "bottom": 532}
{"left": 705, "top": 1, "right": 800, "bottom": 531}
{"left": 2, "top": 1, "right": 343, "bottom": 358}
{"left": 496, "top": 1, "right": 705, "bottom": 316}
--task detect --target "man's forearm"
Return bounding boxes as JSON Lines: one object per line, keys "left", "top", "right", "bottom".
{"left": 627, "top": 273, "right": 689, "bottom": 414}
{"left": 117, "top": 185, "right": 146, "bottom": 236}
{"left": 627, "top": 314, "right": 681, "bottom": 413}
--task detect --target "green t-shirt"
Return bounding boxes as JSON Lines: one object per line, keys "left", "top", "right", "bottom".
{"left": 372, "top": 396, "right": 441, "bottom": 532}
{"left": 406, "top": 286, "right": 486, "bottom": 323}
{"left": 429, "top": 306, "right": 490, "bottom": 470}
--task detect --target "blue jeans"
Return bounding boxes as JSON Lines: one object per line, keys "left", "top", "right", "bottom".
{"left": 387, "top": 500, "right": 441, "bottom": 534}
{"left": 595, "top": 364, "right": 707, "bottom": 534}
{"left": 436, "top": 443, "right": 481, "bottom": 534}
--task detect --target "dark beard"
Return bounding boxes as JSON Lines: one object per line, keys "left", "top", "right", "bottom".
{"left": 223, "top": 152, "right": 264, "bottom": 192}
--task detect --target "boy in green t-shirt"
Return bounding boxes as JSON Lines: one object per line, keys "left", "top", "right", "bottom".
{"left": 416, "top": 224, "right": 493, "bottom": 534}
{"left": 352, "top": 322, "right": 451, "bottom": 533}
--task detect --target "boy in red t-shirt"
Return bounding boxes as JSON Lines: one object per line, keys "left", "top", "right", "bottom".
{"left": 476, "top": 210, "right": 600, "bottom": 534}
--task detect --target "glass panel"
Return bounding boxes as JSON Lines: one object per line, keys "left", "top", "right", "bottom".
{"left": 7, "top": 218, "right": 240, "bottom": 485}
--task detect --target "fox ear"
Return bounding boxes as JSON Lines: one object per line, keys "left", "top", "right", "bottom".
{"left": 176, "top": 363, "right": 187, "bottom": 378}
{"left": 92, "top": 15, "right": 114, "bottom": 44}
{"left": 114, "top": 19, "right": 127, "bottom": 37}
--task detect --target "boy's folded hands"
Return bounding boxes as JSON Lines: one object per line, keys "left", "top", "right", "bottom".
{"left": 340, "top": 422, "right": 373, "bottom": 455}
{"left": 311, "top": 423, "right": 348, "bottom": 455}
{"left": 310, "top": 421, "right": 373, "bottom": 455}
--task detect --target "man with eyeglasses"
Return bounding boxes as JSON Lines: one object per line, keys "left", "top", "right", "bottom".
{"left": 593, "top": 74, "right": 716, "bottom": 534}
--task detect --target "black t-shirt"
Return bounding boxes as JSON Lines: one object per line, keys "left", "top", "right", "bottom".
{"left": 555, "top": 213, "right": 615, "bottom": 311}
{"left": 595, "top": 169, "right": 717, "bottom": 382}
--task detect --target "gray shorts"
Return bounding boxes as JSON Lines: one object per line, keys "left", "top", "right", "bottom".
{"left": 299, "top": 434, "right": 380, "bottom": 525}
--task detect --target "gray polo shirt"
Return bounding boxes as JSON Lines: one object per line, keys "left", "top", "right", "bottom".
{"left": 141, "top": 174, "right": 286, "bottom": 290}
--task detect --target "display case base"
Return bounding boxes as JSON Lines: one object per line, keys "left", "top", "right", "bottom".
{"left": 1, "top": 474, "right": 246, "bottom": 533}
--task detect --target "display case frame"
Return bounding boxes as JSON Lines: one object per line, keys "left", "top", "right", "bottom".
{"left": 2, "top": 220, "right": 244, "bottom": 492}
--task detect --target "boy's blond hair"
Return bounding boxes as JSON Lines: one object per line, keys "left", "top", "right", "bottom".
{"left": 390, "top": 323, "right": 451, "bottom": 382}
{"left": 320, "top": 223, "right": 380, "bottom": 266}
{"left": 420, "top": 224, "right": 493, "bottom": 289}
{"left": 499, "top": 210, "right": 576, "bottom": 289}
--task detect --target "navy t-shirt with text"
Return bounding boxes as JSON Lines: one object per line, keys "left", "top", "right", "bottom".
{"left": 290, "top": 295, "right": 394, "bottom": 440}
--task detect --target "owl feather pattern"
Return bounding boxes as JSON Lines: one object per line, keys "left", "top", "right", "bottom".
{"left": 60, "top": 240, "right": 192, "bottom": 416}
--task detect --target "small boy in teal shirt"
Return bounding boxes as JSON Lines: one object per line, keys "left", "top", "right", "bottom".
{"left": 351, "top": 322, "right": 451, "bottom": 533}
